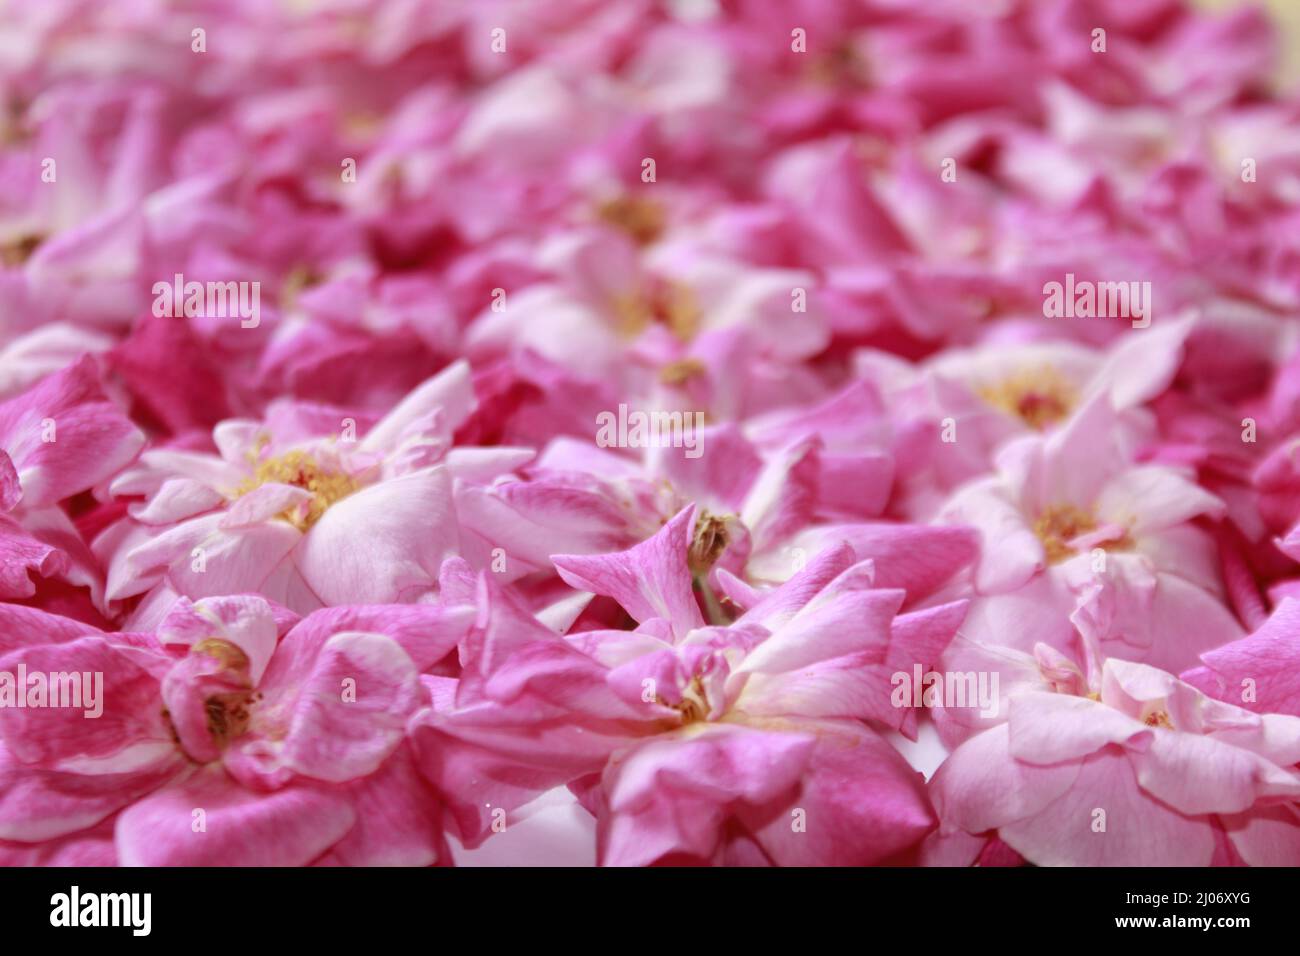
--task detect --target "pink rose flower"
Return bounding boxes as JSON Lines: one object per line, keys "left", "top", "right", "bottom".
{"left": 416, "top": 506, "right": 966, "bottom": 865}
{"left": 928, "top": 650, "right": 1300, "bottom": 866}
{"left": 0, "top": 593, "right": 472, "bottom": 866}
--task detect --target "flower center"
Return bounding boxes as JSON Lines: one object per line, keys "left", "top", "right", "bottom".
{"left": 236, "top": 449, "right": 361, "bottom": 530}
{"left": 595, "top": 195, "right": 665, "bottom": 246}
{"left": 611, "top": 280, "right": 701, "bottom": 342}
{"left": 1033, "top": 505, "right": 1099, "bottom": 564}
{"left": 0, "top": 233, "right": 43, "bottom": 268}
{"left": 1142, "top": 706, "right": 1174, "bottom": 730}
{"left": 662, "top": 674, "right": 711, "bottom": 725}
{"left": 805, "top": 41, "right": 870, "bottom": 88}
{"left": 978, "top": 367, "right": 1076, "bottom": 430}
{"left": 204, "top": 690, "right": 256, "bottom": 744}
{"left": 279, "top": 264, "right": 325, "bottom": 312}
{"left": 0, "top": 97, "right": 30, "bottom": 146}
{"left": 660, "top": 358, "right": 706, "bottom": 386}
{"left": 1033, "top": 504, "right": 1133, "bottom": 564}
{"left": 183, "top": 639, "right": 260, "bottom": 752}
{"left": 689, "top": 511, "right": 732, "bottom": 577}
{"left": 192, "top": 637, "right": 250, "bottom": 671}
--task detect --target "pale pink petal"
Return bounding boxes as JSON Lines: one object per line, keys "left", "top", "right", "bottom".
{"left": 739, "top": 437, "right": 820, "bottom": 554}
{"left": 1130, "top": 730, "right": 1300, "bottom": 816}
{"left": 0, "top": 514, "right": 65, "bottom": 599}
{"left": 219, "top": 482, "right": 314, "bottom": 529}
{"left": 736, "top": 542, "right": 859, "bottom": 631}
{"left": 930, "top": 724, "right": 1080, "bottom": 836}
{"left": 128, "top": 477, "right": 225, "bottom": 525}
{"left": 736, "top": 579, "right": 902, "bottom": 676}
{"left": 1094, "top": 466, "right": 1224, "bottom": 536}
{"left": 295, "top": 467, "right": 459, "bottom": 605}
{"left": 1222, "top": 804, "right": 1300, "bottom": 866}
{"left": 1192, "top": 597, "right": 1300, "bottom": 716}
{"left": 939, "top": 482, "right": 1044, "bottom": 593}
{"left": 999, "top": 750, "right": 1215, "bottom": 866}
{"left": 1007, "top": 692, "right": 1150, "bottom": 765}
{"left": 1085, "top": 315, "right": 1193, "bottom": 410}
{"left": 0, "top": 603, "right": 103, "bottom": 653}
{"left": 360, "top": 360, "right": 474, "bottom": 455}
{"left": 290, "top": 603, "right": 475, "bottom": 673}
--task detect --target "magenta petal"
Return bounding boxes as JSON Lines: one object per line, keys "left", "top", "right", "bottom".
{"left": 0, "top": 356, "right": 144, "bottom": 508}
{"left": 0, "top": 514, "right": 66, "bottom": 598}
{"left": 0, "top": 603, "right": 104, "bottom": 653}
{"left": 598, "top": 723, "right": 815, "bottom": 866}
{"left": 0, "top": 451, "right": 19, "bottom": 511}
{"left": 744, "top": 720, "right": 935, "bottom": 865}
{"left": 1192, "top": 597, "right": 1300, "bottom": 716}
{"left": 320, "top": 744, "right": 449, "bottom": 867}
{"left": 0, "top": 637, "right": 171, "bottom": 766}
{"left": 0, "top": 741, "right": 182, "bottom": 843}
{"left": 115, "top": 766, "right": 356, "bottom": 866}
{"left": 243, "top": 630, "right": 422, "bottom": 784}
{"left": 553, "top": 504, "right": 704, "bottom": 638}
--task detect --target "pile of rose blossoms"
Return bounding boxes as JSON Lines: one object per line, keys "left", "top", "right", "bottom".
{"left": 2, "top": 0, "right": 1300, "bottom": 868}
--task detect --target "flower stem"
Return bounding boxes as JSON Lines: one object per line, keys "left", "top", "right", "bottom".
{"left": 694, "top": 574, "right": 730, "bottom": 627}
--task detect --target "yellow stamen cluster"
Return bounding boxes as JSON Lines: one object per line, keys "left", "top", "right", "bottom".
{"left": 192, "top": 638, "right": 251, "bottom": 671}
{"left": 189, "top": 638, "right": 260, "bottom": 747}
{"left": 342, "top": 111, "right": 382, "bottom": 140}
{"left": 0, "top": 97, "right": 31, "bottom": 147}
{"left": 977, "top": 367, "right": 1076, "bottom": 431}
{"left": 235, "top": 449, "right": 361, "bottom": 531}
{"left": 853, "top": 134, "right": 892, "bottom": 170}
{"left": 279, "top": 264, "right": 325, "bottom": 312}
{"left": 659, "top": 358, "right": 706, "bottom": 386}
{"left": 689, "top": 511, "right": 732, "bottom": 578}
{"left": 204, "top": 690, "right": 256, "bottom": 744}
{"left": 658, "top": 674, "right": 710, "bottom": 725}
{"left": 595, "top": 195, "right": 665, "bottom": 246}
{"left": 1033, "top": 504, "right": 1134, "bottom": 564}
{"left": 1143, "top": 708, "right": 1174, "bottom": 730}
{"left": 610, "top": 281, "right": 702, "bottom": 342}
{"left": 0, "top": 234, "right": 42, "bottom": 268}
{"left": 805, "top": 42, "right": 870, "bottom": 88}
{"left": 657, "top": 282, "right": 702, "bottom": 341}
{"left": 612, "top": 291, "right": 652, "bottom": 337}
{"left": 1033, "top": 505, "right": 1099, "bottom": 564}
